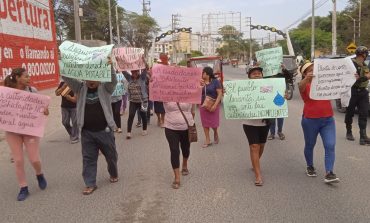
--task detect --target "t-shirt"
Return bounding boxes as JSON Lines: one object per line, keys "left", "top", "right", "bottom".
{"left": 300, "top": 83, "right": 333, "bottom": 118}
{"left": 202, "top": 79, "right": 222, "bottom": 103}
{"left": 242, "top": 119, "right": 267, "bottom": 126}
{"left": 83, "top": 88, "right": 107, "bottom": 132}
{"left": 128, "top": 80, "right": 142, "bottom": 103}
{"left": 164, "top": 102, "right": 194, "bottom": 131}
{"left": 57, "top": 82, "right": 76, "bottom": 108}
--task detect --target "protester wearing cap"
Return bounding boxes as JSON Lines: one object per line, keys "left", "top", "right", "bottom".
{"left": 298, "top": 62, "right": 339, "bottom": 184}
{"left": 242, "top": 66, "right": 270, "bottom": 186}
{"left": 345, "top": 46, "right": 370, "bottom": 145}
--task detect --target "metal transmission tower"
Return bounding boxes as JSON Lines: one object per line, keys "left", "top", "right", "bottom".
{"left": 142, "top": 0, "right": 151, "bottom": 15}
{"left": 201, "top": 12, "right": 242, "bottom": 35}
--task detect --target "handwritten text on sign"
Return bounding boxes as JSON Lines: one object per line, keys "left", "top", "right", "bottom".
{"left": 255, "top": 47, "right": 283, "bottom": 77}
{"left": 59, "top": 41, "right": 113, "bottom": 81}
{"left": 223, "top": 79, "right": 288, "bottom": 119}
{"left": 112, "top": 47, "right": 145, "bottom": 72}
{"left": 310, "top": 58, "right": 356, "bottom": 100}
{"left": 0, "top": 87, "right": 50, "bottom": 137}
{"left": 149, "top": 64, "right": 202, "bottom": 104}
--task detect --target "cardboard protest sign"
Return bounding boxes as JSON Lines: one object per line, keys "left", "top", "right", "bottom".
{"left": 59, "top": 41, "right": 113, "bottom": 81}
{"left": 0, "top": 87, "right": 50, "bottom": 137}
{"left": 255, "top": 47, "right": 283, "bottom": 77}
{"left": 310, "top": 58, "right": 356, "bottom": 101}
{"left": 223, "top": 79, "right": 288, "bottom": 119}
{"left": 149, "top": 64, "right": 202, "bottom": 104}
{"left": 112, "top": 47, "right": 145, "bottom": 72}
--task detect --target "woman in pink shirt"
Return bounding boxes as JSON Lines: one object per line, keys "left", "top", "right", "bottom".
{"left": 163, "top": 102, "right": 196, "bottom": 189}
{"left": 4, "top": 68, "right": 49, "bottom": 201}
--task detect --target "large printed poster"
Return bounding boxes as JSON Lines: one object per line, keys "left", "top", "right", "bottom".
{"left": 0, "top": 0, "right": 60, "bottom": 89}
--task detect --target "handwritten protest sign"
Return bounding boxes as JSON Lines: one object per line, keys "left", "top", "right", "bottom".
{"left": 309, "top": 58, "right": 356, "bottom": 101}
{"left": 59, "top": 41, "right": 113, "bottom": 81}
{"left": 112, "top": 47, "right": 145, "bottom": 71}
{"left": 223, "top": 79, "right": 288, "bottom": 119}
{"left": 0, "top": 87, "right": 50, "bottom": 137}
{"left": 112, "top": 73, "right": 126, "bottom": 97}
{"left": 149, "top": 64, "right": 202, "bottom": 104}
{"left": 255, "top": 47, "right": 283, "bottom": 77}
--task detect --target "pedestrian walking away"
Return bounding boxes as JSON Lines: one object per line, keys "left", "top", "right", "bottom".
{"left": 164, "top": 102, "right": 196, "bottom": 189}
{"left": 55, "top": 81, "right": 79, "bottom": 143}
{"left": 4, "top": 68, "right": 49, "bottom": 201}
{"left": 123, "top": 69, "right": 149, "bottom": 139}
{"left": 242, "top": 66, "right": 270, "bottom": 186}
{"left": 345, "top": 46, "right": 370, "bottom": 145}
{"left": 199, "top": 67, "right": 223, "bottom": 148}
{"left": 63, "top": 59, "right": 119, "bottom": 195}
{"left": 111, "top": 72, "right": 126, "bottom": 133}
{"left": 299, "top": 62, "right": 339, "bottom": 184}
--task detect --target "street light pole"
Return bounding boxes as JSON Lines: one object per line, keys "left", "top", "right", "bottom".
{"left": 73, "top": 0, "right": 81, "bottom": 43}
{"left": 108, "top": 0, "right": 113, "bottom": 44}
{"left": 343, "top": 14, "right": 356, "bottom": 44}
{"left": 358, "top": 0, "right": 361, "bottom": 42}
{"left": 311, "top": 0, "right": 315, "bottom": 60}
{"left": 332, "top": 0, "right": 337, "bottom": 56}
{"left": 115, "top": 5, "right": 120, "bottom": 44}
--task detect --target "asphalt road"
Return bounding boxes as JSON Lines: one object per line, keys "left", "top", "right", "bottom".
{"left": 1, "top": 66, "right": 370, "bottom": 223}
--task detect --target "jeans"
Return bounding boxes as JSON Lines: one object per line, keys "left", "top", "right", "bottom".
{"left": 61, "top": 107, "right": 79, "bottom": 141}
{"left": 81, "top": 129, "right": 118, "bottom": 187}
{"left": 269, "top": 118, "right": 284, "bottom": 135}
{"left": 127, "top": 101, "right": 147, "bottom": 132}
{"left": 301, "top": 117, "right": 336, "bottom": 172}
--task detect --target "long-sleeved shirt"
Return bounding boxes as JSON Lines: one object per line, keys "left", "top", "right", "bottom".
{"left": 123, "top": 70, "right": 148, "bottom": 101}
{"left": 62, "top": 67, "right": 117, "bottom": 131}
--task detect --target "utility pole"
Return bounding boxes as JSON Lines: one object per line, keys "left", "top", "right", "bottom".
{"left": 73, "top": 0, "right": 81, "bottom": 43}
{"left": 343, "top": 14, "right": 356, "bottom": 44}
{"left": 171, "top": 14, "right": 180, "bottom": 64}
{"left": 358, "top": 0, "right": 362, "bottom": 42}
{"left": 311, "top": 0, "right": 315, "bottom": 60}
{"left": 115, "top": 5, "right": 120, "bottom": 44}
{"left": 332, "top": 0, "right": 337, "bottom": 55}
{"left": 142, "top": 0, "right": 151, "bottom": 15}
{"left": 246, "top": 17, "right": 252, "bottom": 64}
{"left": 108, "top": 0, "right": 113, "bottom": 44}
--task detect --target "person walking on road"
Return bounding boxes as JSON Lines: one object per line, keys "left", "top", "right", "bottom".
{"left": 123, "top": 69, "right": 149, "bottom": 139}
{"left": 154, "top": 53, "right": 169, "bottom": 128}
{"left": 164, "top": 102, "right": 196, "bottom": 189}
{"left": 4, "top": 68, "right": 49, "bottom": 201}
{"left": 55, "top": 81, "right": 79, "bottom": 143}
{"left": 63, "top": 59, "right": 119, "bottom": 195}
{"left": 345, "top": 46, "right": 370, "bottom": 145}
{"left": 111, "top": 72, "right": 125, "bottom": 133}
{"left": 242, "top": 66, "right": 270, "bottom": 186}
{"left": 199, "top": 67, "right": 223, "bottom": 148}
{"left": 298, "top": 62, "right": 339, "bottom": 184}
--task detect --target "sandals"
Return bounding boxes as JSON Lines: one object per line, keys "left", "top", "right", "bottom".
{"left": 254, "top": 180, "right": 263, "bottom": 187}
{"left": 82, "top": 186, "right": 97, "bottom": 195}
{"left": 202, "top": 143, "right": 212, "bottom": 148}
{"left": 278, "top": 132, "right": 286, "bottom": 140}
{"left": 110, "top": 177, "right": 119, "bottom": 183}
{"left": 181, "top": 169, "right": 189, "bottom": 176}
{"left": 214, "top": 137, "right": 220, "bottom": 144}
{"left": 172, "top": 181, "right": 180, "bottom": 189}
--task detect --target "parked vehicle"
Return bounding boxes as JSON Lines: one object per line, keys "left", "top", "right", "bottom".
{"left": 188, "top": 56, "right": 224, "bottom": 86}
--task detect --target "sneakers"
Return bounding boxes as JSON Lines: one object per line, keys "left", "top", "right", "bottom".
{"left": 324, "top": 172, "right": 340, "bottom": 183}
{"left": 136, "top": 122, "right": 142, "bottom": 127}
{"left": 277, "top": 132, "right": 285, "bottom": 140}
{"left": 267, "top": 134, "right": 275, "bottom": 140}
{"left": 306, "top": 166, "right": 317, "bottom": 177}
{"left": 36, "top": 174, "right": 47, "bottom": 190}
{"left": 142, "top": 130, "right": 148, "bottom": 136}
{"left": 17, "top": 187, "right": 29, "bottom": 201}
{"left": 70, "top": 139, "right": 80, "bottom": 144}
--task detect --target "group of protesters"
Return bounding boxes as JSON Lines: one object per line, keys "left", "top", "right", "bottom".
{"left": 3, "top": 45, "right": 370, "bottom": 201}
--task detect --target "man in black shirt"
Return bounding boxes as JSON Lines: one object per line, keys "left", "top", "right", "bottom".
{"left": 55, "top": 82, "right": 79, "bottom": 143}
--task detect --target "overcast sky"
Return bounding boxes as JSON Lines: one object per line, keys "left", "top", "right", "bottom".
{"left": 118, "top": 0, "right": 348, "bottom": 40}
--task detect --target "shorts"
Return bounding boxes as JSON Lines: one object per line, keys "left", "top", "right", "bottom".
{"left": 243, "top": 124, "right": 269, "bottom": 145}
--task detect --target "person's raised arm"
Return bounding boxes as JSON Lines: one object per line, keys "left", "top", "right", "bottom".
{"left": 62, "top": 76, "right": 82, "bottom": 94}
{"left": 104, "top": 64, "right": 118, "bottom": 94}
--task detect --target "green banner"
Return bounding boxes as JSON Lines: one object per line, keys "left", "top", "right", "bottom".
{"left": 59, "top": 41, "right": 114, "bottom": 81}
{"left": 223, "top": 79, "right": 288, "bottom": 119}
{"left": 255, "top": 47, "right": 283, "bottom": 77}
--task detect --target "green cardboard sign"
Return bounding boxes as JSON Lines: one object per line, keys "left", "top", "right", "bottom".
{"left": 59, "top": 41, "right": 114, "bottom": 81}
{"left": 255, "top": 47, "right": 283, "bottom": 77}
{"left": 223, "top": 78, "right": 288, "bottom": 119}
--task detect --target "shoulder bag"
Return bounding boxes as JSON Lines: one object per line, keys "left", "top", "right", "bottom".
{"left": 201, "top": 83, "right": 216, "bottom": 112}
{"left": 176, "top": 103, "right": 198, "bottom": 143}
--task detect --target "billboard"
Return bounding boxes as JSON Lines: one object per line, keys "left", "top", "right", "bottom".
{"left": 0, "top": 0, "right": 59, "bottom": 89}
